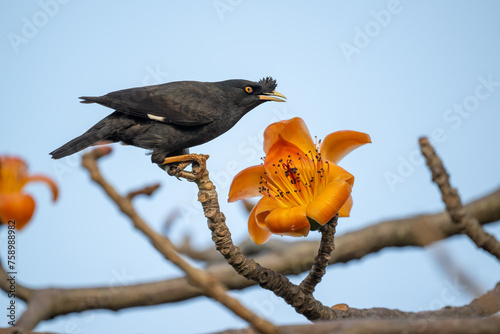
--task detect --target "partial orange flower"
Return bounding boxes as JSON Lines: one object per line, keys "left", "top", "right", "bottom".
{"left": 0, "top": 156, "right": 58, "bottom": 229}
{"left": 229, "top": 118, "right": 371, "bottom": 244}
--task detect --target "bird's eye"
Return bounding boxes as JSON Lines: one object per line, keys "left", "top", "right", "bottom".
{"left": 244, "top": 86, "right": 253, "bottom": 94}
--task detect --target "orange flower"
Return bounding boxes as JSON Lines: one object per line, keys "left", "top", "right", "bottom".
{"left": 228, "top": 118, "right": 371, "bottom": 244}
{"left": 0, "top": 156, "right": 58, "bottom": 229}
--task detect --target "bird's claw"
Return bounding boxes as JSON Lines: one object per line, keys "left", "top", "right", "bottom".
{"left": 162, "top": 154, "right": 209, "bottom": 180}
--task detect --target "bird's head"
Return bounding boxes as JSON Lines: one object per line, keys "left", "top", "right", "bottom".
{"left": 217, "top": 77, "right": 286, "bottom": 112}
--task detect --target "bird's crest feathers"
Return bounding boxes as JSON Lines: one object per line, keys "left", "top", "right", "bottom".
{"left": 258, "top": 77, "right": 277, "bottom": 92}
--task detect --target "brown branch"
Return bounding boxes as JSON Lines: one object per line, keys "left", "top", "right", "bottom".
{"left": 125, "top": 183, "right": 161, "bottom": 200}
{"left": 79, "top": 148, "right": 277, "bottom": 334}
{"left": 177, "top": 184, "right": 500, "bottom": 266}
{"left": 419, "top": 137, "right": 500, "bottom": 260}
{"left": 215, "top": 315, "right": 500, "bottom": 334}
{"left": 299, "top": 215, "right": 337, "bottom": 295}
{"left": 15, "top": 290, "right": 60, "bottom": 330}
{"left": 172, "top": 166, "right": 500, "bottom": 321}
{"left": 0, "top": 260, "right": 32, "bottom": 302}
{"left": 1, "top": 171, "right": 499, "bottom": 326}
{"left": 184, "top": 167, "right": 337, "bottom": 320}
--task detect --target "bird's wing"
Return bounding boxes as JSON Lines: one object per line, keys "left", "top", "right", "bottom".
{"left": 81, "top": 82, "right": 220, "bottom": 126}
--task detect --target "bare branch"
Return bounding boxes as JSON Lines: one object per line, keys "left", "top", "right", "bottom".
{"left": 419, "top": 137, "right": 500, "bottom": 260}
{"left": 125, "top": 183, "right": 161, "bottom": 200}
{"left": 178, "top": 166, "right": 338, "bottom": 320}
{"left": 172, "top": 165, "right": 500, "bottom": 321}
{"left": 299, "top": 215, "right": 337, "bottom": 295}
{"left": 16, "top": 290, "right": 59, "bottom": 330}
{"left": 81, "top": 148, "right": 277, "bottom": 334}
{"left": 0, "top": 260, "right": 32, "bottom": 301}
{"left": 1, "top": 164, "right": 499, "bottom": 327}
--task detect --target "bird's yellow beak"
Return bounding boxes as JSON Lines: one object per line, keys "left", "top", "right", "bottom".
{"left": 258, "top": 90, "right": 287, "bottom": 102}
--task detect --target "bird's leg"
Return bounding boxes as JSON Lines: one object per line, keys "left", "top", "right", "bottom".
{"left": 162, "top": 154, "right": 209, "bottom": 179}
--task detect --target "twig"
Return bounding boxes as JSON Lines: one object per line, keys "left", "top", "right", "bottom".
{"left": 0, "top": 260, "right": 32, "bottom": 302}
{"left": 299, "top": 215, "right": 337, "bottom": 295}
{"left": 125, "top": 183, "right": 161, "bottom": 200}
{"left": 419, "top": 137, "right": 500, "bottom": 260}
{"left": 80, "top": 148, "right": 277, "bottom": 334}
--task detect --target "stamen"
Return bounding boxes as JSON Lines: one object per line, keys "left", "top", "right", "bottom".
{"left": 259, "top": 135, "right": 332, "bottom": 206}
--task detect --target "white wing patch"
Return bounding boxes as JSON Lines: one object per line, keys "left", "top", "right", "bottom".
{"left": 147, "top": 114, "right": 166, "bottom": 122}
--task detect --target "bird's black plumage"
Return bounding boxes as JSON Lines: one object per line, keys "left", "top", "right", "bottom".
{"left": 50, "top": 77, "right": 285, "bottom": 163}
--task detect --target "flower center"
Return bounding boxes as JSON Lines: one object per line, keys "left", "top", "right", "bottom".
{"left": 259, "top": 146, "right": 330, "bottom": 207}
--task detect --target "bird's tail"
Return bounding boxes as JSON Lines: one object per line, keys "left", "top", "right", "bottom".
{"left": 50, "top": 132, "right": 100, "bottom": 159}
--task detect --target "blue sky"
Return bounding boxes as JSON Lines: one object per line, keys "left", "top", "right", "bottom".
{"left": 1, "top": 1, "right": 500, "bottom": 333}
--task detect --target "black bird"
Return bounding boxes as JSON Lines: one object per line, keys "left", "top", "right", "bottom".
{"left": 50, "top": 77, "right": 286, "bottom": 165}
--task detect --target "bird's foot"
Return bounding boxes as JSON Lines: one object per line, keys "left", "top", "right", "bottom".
{"left": 162, "top": 154, "right": 209, "bottom": 180}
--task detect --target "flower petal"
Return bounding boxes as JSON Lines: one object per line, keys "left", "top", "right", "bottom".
{"left": 320, "top": 130, "right": 371, "bottom": 164}
{"left": 26, "top": 174, "right": 59, "bottom": 202}
{"left": 0, "top": 156, "right": 28, "bottom": 193}
{"left": 255, "top": 196, "right": 285, "bottom": 230}
{"left": 264, "top": 205, "right": 310, "bottom": 237}
{"left": 326, "top": 163, "right": 355, "bottom": 187}
{"left": 264, "top": 135, "right": 304, "bottom": 174}
{"left": 338, "top": 195, "right": 353, "bottom": 217}
{"left": 0, "top": 193, "right": 35, "bottom": 230}
{"left": 248, "top": 202, "right": 272, "bottom": 245}
{"left": 228, "top": 165, "right": 265, "bottom": 202}
{"left": 264, "top": 117, "right": 315, "bottom": 155}
{"left": 306, "top": 179, "right": 352, "bottom": 225}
